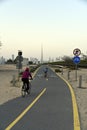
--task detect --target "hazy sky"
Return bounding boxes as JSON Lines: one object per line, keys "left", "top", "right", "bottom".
{"left": 0, "top": 0, "right": 87, "bottom": 60}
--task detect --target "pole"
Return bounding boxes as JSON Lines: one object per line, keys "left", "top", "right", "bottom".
{"left": 79, "top": 75, "right": 82, "bottom": 88}
{"left": 75, "top": 64, "right": 77, "bottom": 81}
{"left": 68, "top": 70, "right": 70, "bottom": 80}
{"left": 61, "top": 67, "right": 63, "bottom": 75}
{"left": 12, "top": 75, "right": 16, "bottom": 86}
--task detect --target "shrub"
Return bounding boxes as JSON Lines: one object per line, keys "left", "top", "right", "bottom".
{"left": 55, "top": 69, "right": 61, "bottom": 73}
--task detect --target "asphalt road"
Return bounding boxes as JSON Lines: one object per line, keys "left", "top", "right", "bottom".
{"left": 0, "top": 65, "right": 80, "bottom": 130}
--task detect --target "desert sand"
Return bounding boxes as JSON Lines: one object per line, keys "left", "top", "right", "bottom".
{"left": 0, "top": 64, "right": 87, "bottom": 130}
{"left": 56, "top": 67, "right": 87, "bottom": 130}
{"left": 0, "top": 64, "right": 22, "bottom": 105}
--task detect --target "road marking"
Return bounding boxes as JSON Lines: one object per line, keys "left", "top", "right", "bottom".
{"left": 32, "top": 67, "right": 40, "bottom": 77}
{"left": 5, "top": 88, "right": 46, "bottom": 130}
{"left": 57, "top": 74, "right": 81, "bottom": 130}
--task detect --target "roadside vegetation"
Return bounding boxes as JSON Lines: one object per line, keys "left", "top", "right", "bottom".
{"left": 48, "top": 55, "right": 87, "bottom": 72}
{"left": 5, "top": 53, "right": 87, "bottom": 73}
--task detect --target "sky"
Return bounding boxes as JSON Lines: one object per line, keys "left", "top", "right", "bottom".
{"left": 0, "top": 0, "right": 87, "bottom": 61}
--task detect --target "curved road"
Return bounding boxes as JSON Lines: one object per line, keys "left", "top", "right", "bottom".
{"left": 0, "top": 65, "right": 81, "bottom": 130}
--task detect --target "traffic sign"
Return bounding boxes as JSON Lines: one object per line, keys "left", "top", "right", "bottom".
{"left": 16, "top": 55, "right": 23, "bottom": 61}
{"left": 73, "top": 48, "right": 81, "bottom": 56}
{"left": 73, "top": 56, "right": 80, "bottom": 64}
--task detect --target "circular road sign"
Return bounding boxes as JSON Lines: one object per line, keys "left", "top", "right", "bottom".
{"left": 73, "top": 48, "right": 81, "bottom": 56}
{"left": 73, "top": 56, "right": 80, "bottom": 64}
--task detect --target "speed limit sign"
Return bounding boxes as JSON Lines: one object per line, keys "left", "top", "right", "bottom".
{"left": 73, "top": 48, "right": 81, "bottom": 56}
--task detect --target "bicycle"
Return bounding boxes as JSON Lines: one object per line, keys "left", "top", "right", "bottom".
{"left": 44, "top": 72, "right": 48, "bottom": 78}
{"left": 21, "top": 80, "right": 32, "bottom": 97}
{"left": 43, "top": 67, "right": 48, "bottom": 78}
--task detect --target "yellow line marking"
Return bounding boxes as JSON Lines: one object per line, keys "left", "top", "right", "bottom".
{"left": 5, "top": 88, "right": 46, "bottom": 130}
{"left": 47, "top": 67, "right": 81, "bottom": 130}
{"left": 32, "top": 67, "right": 40, "bottom": 77}
{"left": 57, "top": 74, "right": 81, "bottom": 130}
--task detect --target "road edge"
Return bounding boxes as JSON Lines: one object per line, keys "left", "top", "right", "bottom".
{"left": 50, "top": 67, "right": 81, "bottom": 130}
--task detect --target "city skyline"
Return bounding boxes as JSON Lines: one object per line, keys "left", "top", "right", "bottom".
{"left": 0, "top": 0, "right": 87, "bottom": 60}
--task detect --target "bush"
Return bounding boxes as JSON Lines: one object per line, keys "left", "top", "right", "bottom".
{"left": 30, "top": 65, "right": 40, "bottom": 73}
{"left": 55, "top": 69, "right": 61, "bottom": 73}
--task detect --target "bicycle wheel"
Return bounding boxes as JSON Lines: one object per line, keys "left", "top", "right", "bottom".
{"left": 27, "top": 82, "right": 31, "bottom": 95}
{"left": 21, "top": 84, "right": 27, "bottom": 97}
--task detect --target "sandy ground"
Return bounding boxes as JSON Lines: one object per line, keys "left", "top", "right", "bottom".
{"left": 0, "top": 64, "right": 87, "bottom": 130}
{"left": 0, "top": 64, "right": 22, "bottom": 105}
{"left": 54, "top": 67, "right": 87, "bottom": 130}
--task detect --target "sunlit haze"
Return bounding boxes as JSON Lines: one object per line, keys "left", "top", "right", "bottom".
{"left": 0, "top": 0, "right": 87, "bottom": 61}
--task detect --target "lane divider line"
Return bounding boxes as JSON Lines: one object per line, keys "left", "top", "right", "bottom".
{"left": 57, "top": 74, "right": 81, "bottom": 130}
{"left": 5, "top": 88, "right": 46, "bottom": 130}
{"left": 32, "top": 67, "right": 40, "bottom": 78}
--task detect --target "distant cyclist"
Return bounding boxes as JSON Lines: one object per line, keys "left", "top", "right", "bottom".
{"left": 43, "top": 67, "right": 48, "bottom": 78}
{"left": 21, "top": 67, "right": 33, "bottom": 92}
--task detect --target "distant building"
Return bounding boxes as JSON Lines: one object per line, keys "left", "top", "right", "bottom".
{"left": 48, "top": 57, "right": 54, "bottom": 62}
{"left": 30, "top": 57, "right": 39, "bottom": 64}
{"left": 0, "top": 56, "right": 5, "bottom": 64}
{"left": 41, "top": 44, "right": 43, "bottom": 64}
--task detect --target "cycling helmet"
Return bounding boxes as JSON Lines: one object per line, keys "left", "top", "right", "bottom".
{"left": 25, "top": 67, "right": 29, "bottom": 71}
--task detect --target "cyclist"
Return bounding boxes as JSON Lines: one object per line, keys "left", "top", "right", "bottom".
{"left": 43, "top": 67, "right": 48, "bottom": 78}
{"left": 21, "top": 67, "right": 33, "bottom": 92}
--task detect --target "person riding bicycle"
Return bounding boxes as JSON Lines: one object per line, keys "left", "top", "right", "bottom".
{"left": 21, "top": 67, "right": 33, "bottom": 92}
{"left": 43, "top": 67, "right": 48, "bottom": 78}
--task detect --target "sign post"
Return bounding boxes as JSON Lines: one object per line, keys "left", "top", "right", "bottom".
{"left": 73, "top": 56, "right": 80, "bottom": 81}
{"left": 73, "top": 48, "right": 81, "bottom": 81}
